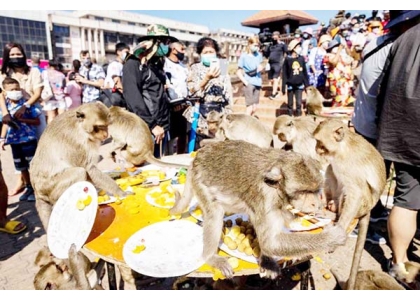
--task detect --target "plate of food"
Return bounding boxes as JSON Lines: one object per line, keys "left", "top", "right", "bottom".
{"left": 47, "top": 181, "right": 98, "bottom": 259}
{"left": 97, "top": 186, "right": 133, "bottom": 205}
{"left": 145, "top": 182, "right": 183, "bottom": 209}
{"left": 189, "top": 204, "right": 240, "bottom": 223}
{"left": 285, "top": 205, "right": 332, "bottom": 232}
{"left": 123, "top": 220, "right": 205, "bottom": 278}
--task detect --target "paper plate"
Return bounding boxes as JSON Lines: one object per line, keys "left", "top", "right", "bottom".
{"left": 123, "top": 220, "right": 205, "bottom": 277}
{"left": 47, "top": 181, "right": 98, "bottom": 259}
{"left": 145, "top": 184, "right": 184, "bottom": 209}
{"left": 287, "top": 216, "right": 331, "bottom": 232}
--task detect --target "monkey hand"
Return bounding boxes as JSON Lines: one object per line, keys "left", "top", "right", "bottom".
{"left": 259, "top": 255, "right": 282, "bottom": 279}
{"left": 322, "top": 224, "right": 347, "bottom": 252}
{"left": 208, "top": 256, "right": 234, "bottom": 279}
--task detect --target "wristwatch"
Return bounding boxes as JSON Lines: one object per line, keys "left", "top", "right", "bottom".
{"left": 24, "top": 103, "right": 31, "bottom": 109}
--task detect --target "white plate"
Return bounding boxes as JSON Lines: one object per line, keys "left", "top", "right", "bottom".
{"left": 123, "top": 220, "right": 205, "bottom": 277}
{"left": 287, "top": 216, "right": 331, "bottom": 232}
{"left": 47, "top": 181, "right": 98, "bottom": 259}
{"left": 145, "top": 184, "right": 183, "bottom": 209}
{"left": 97, "top": 186, "right": 133, "bottom": 206}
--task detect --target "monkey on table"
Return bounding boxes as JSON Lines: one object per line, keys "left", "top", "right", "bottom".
{"left": 30, "top": 102, "right": 130, "bottom": 231}
{"left": 313, "top": 119, "right": 386, "bottom": 290}
{"left": 170, "top": 140, "right": 347, "bottom": 279}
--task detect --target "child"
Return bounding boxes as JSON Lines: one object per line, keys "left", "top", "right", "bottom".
{"left": 0, "top": 77, "right": 40, "bottom": 201}
{"left": 282, "top": 40, "right": 310, "bottom": 116}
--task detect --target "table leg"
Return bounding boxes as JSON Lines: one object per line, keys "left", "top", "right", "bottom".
{"left": 299, "top": 260, "right": 312, "bottom": 290}
{"left": 106, "top": 262, "right": 117, "bottom": 290}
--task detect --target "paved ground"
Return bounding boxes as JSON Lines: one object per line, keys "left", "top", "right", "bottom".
{"left": 0, "top": 95, "right": 418, "bottom": 290}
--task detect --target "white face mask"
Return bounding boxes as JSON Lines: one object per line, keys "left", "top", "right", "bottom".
{"left": 120, "top": 51, "right": 127, "bottom": 61}
{"left": 372, "top": 28, "right": 380, "bottom": 34}
{"left": 6, "top": 90, "right": 23, "bottom": 101}
{"left": 294, "top": 47, "right": 302, "bottom": 55}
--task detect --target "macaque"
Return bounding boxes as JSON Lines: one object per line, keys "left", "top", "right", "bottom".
{"left": 305, "top": 86, "right": 325, "bottom": 115}
{"left": 170, "top": 140, "right": 347, "bottom": 279}
{"left": 201, "top": 112, "right": 273, "bottom": 148}
{"left": 33, "top": 244, "right": 101, "bottom": 290}
{"left": 108, "top": 106, "right": 189, "bottom": 168}
{"left": 332, "top": 269, "right": 405, "bottom": 290}
{"left": 30, "top": 102, "right": 129, "bottom": 231}
{"left": 313, "top": 119, "right": 386, "bottom": 289}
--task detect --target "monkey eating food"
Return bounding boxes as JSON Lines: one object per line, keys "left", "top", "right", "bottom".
{"left": 170, "top": 140, "right": 347, "bottom": 279}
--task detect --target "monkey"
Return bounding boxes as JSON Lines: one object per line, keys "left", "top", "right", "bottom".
{"left": 107, "top": 106, "right": 189, "bottom": 169}
{"left": 170, "top": 140, "right": 347, "bottom": 279}
{"left": 33, "top": 244, "right": 102, "bottom": 290}
{"left": 305, "top": 86, "right": 325, "bottom": 116}
{"left": 30, "top": 102, "right": 130, "bottom": 231}
{"left": 331, "top": 269, "right": 405, "bottom": 290}
{"left": 200, "top": 111, "right": 273, "bottom": 148}
{"left": 313, "top": 119, "right": 387, "bottom": 290}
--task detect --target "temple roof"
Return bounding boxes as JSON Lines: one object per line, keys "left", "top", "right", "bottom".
{"left": 241, "top": 10, "right": 318, "bottom": 28}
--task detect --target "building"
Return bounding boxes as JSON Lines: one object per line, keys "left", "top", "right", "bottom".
{"left": 210, "top": 28, "right": 256, "bottom": 63}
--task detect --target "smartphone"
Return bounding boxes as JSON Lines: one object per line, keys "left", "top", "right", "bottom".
{"left": 209, "top": 58, "right": 220, "bottom": 71}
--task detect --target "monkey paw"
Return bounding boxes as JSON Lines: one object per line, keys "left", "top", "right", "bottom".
{"left": 324, "top": 224, "right": 347, "bottom": 251}
{"left": 207, "top": 256, "right": 234, "bottom": 279}
{"left": 259, "top": 255, "right": 281, "bottom": 279}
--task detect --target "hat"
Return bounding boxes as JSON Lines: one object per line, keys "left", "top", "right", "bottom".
{"left": 303, "top": 27, "right": 313, "bottom": 36}
{"left": 318, "top": 34, "right": 332, "bottom": 46}
{"left": 136, "top": 24, "right": 178, "bottom": 43}
{"left": 294, "top": 28, "right": 302, "bottom": 35}
{"left": 327, "top": 39, "right": 339, "bottom": 50}
{"left": 385, "top": 10, "right": 420, "bottom": 29}
{"left": 330, "top": 27, "right": 340, "bottom": 38}
{"left": 288, "top": 39, "right": 301, "bottom": 52}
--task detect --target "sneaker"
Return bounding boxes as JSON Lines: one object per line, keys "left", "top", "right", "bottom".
{"left": 366, "top": 231, "right": 387, "bottom": 245}
{"left": 268, "top": 93, "right": 279, "bottom": 100}
{"left": 370, "top": 210, "right": 389, "bottom": 223}
{"left": 348, "top": 228, "right": 358, "bottom": 238}
{"left": 19, "top": 185, "right": 35, "bottom": 202}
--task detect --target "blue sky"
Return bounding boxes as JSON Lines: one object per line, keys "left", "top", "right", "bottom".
{"left": 134, "top": 10, "right": 373, "bottom": 33}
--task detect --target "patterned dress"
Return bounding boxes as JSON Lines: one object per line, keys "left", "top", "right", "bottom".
{"left": 325, "top": 54, "right": 355, "bottom": 107}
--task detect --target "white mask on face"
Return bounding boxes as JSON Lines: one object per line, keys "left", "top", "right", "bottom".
{"left": 322, "top": 42, "right": 329, "bottom": 49}
{"left": 294, "top": 47, "right": 302, "bottom": 55}
{"left": 6, "top": 90, "right": 23, "bottom": 101}
{"left": 372, "top": 28, "right": 380, "bottom": 34}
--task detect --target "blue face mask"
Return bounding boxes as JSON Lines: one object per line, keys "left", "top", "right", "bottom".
{"left": 201, "top": 54, "right": 217, "bottom": 67}
{"left": 156, "top": 44, "right": 169, "bottom": 57}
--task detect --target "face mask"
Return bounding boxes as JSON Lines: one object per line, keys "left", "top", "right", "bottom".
{"left": 120, "top": 51, "right": 127, "bottom": 61}
{"left": 156, "top": 44, "right": 169, "bottom": 57}
{"left": 372, "top": 28, "right": 380, "bottom": 34}
{"left": 8, "top": 57, "right": 26, "bottom": 68}
{"left": 342, "top": 31, "right": 349, "bottom": 37}
{"left": 250, "top": 45, "right": 259, "bottom": 53}
{"left": 322, "top": 42, "right": 329, "bottom": 49}
{"left": 303, "top": 33, "right": 309, "bottom": 39}
{"left": 295, "top": 34, "right": 300, "bottom": 38}
{"left": 201, "top": 54, "right": 217, "bottom": 67}
{"left": 6, "top": 90, "right": 23, "bottom": 101}
{"left": 175, "top": 51, "right": 185, "bottom": 61}
{"left": 83, "top": 58, "right": 92, "bottom": 67}
{"left": 294, "top": 47, "right": 302, "bottom": 55}
{"left": 353, "top": 28, "right": 360, "bottom": 33}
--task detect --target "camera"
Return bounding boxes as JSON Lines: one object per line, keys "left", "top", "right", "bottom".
{"left": 258, "top": 28, "right": 273, "bottom": 45}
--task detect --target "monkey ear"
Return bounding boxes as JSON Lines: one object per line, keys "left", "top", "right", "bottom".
{"left": 264, "top": 166, "right": 283, "bottom": 187}
{"left": 334, "top": 126, "right": 345, "bottom": 142}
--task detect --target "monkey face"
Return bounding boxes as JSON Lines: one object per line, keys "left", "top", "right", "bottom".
{"left": 273, "top": 116, "right": 295, "bottom": 144}
{"left": 34, "top": 262, "right": 72, "bottom": 290}
{"left": 291, "top": 191, "right": 324, "bottom": 214}
{"left": 313, "top": 119, "right": 346, "bottom": 159}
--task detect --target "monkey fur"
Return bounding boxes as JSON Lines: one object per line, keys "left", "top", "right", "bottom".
{"left": 305, "top": 86, "right": 325, "bottom": 115}
{"left": 170, "top": 140, "right": 347, "bottom": 279}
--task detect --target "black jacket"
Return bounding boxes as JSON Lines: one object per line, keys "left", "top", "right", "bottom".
{"left": 122, "top": 55, "right": 170, "bottom": 131}
{"left": 264, "top": 41, "right": 287, "bottom": 64}
{"left": 282, "top": 55, "right": 309, "bottom": 93}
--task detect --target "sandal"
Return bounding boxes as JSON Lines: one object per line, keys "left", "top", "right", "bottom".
{"left": 0, "top": 220, "right": 27, "bottom": 234}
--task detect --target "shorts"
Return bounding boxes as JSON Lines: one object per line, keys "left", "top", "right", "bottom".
{"left": 268, "top": 62, "right": 282, "bottom": 80}
{"left": 393, "top": 162, "right": 420, "bottom": 210}
{"left": 169, "top": 105, "right": 188, "bottom": 139}
{"left": 43, "top": 99, "right": 67, "bottom": 111}
{"left": 244, "top": 84, "right": 261, "bottom": 106}
{"left": 10, "top": 140, "right": 37, "bottom": 171}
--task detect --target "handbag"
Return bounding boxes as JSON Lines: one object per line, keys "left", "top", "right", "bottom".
{"left": 41, "top": 71, "right": 53, "bottom": 102}
{"left": 245, "top": 69, "right": 258, "bottom": 77}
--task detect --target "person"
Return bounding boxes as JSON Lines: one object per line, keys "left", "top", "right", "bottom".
{"left": 282, "top": 40, "right": 309, "bottom": 117}
{"left": 76, "top": 50, "right": 105, "bottom": 103}
{"left": 0, "top": 77, "right": 40, "bottom": 202}
{"left": 122, "top": 24, "right": 176, "bottom": 158}
{"left": 236, "top": 36, "right": 263, "bottom": 117}
{"left": 164, "top": 41, "right": 189, "bottom": 154}
{"left": 41, "top": 59, "right": 66, "bottom": 123}
{"left": 263, "top": 31, "right": 287, "bottom": 100}
{"left": 375, "top": 11, "right": 420, "bottom": 285}
{"left": 308, "top": 34, "right": 331, "bottom": 97}
{"left": 0, "top": 42, "right": 45, "bottom": 197}
{"left": 366, "top": 20, "right": 384, "bottom": 44}
{"left": 301, "top": 27, "right": 316, "bottom": 60}
{"left": 30, "top": 56, "right": 43, "bottom": 73}
{"left": 382, "top": 10, "right": 391, "bottom": 33}
{"left": 64, "top": 59, "right": 82, "bottom": 109}
{"left": 101, "top": 42, "right": 129, "bottom": 108}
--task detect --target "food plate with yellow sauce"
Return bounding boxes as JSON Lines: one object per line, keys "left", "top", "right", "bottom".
{"left": 145, "top": 183, "right": 183, "bottom": 209}
{"left": 97, "top": 186, "right": 133, "bottom": 205}
{"left": 123, "top": 220, "right": 205, "bottom": 277}
{"left": 47, "top": 181, "right": 98, "bottom": 259}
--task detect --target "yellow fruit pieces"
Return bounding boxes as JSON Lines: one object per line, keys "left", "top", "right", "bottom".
{"left": 76, "top": 200, "right": 86, "bottom": 211}
{"left": 190, "top": 151, "right": 197, "bottom": 158}
{"left": 227, "top": 257, "right": 239, "bottom": 269}
{"left": 132, "top": 244, "right": 146, "bottom": 254}
{"left": 291, "top": 272, "right": 302, "bottom": 281}
{"left": 98, "top": 195, "right": 110, "bottom": 204}
{"left": 76, "top": 195, "right": 92, "bottom": 210}
{"left": 223, "top": 219, "right": 260, "bottom": 258}
{"left": 141, "top": 170, "right": 166, "bottom": 180}
{"left": 98, "top": 190, "right": 106, "bottom": 196}
{"left": 116, "top": 175, "right": 145, "bottom": 187}
{"left": 300, "top": 218, "right": 313, "bottom": 227}
{"left": 178, "top": 174, "right": 186, "bottom": 184}
{"left": 323, "top": 273, "right": 332, "bottom": 280}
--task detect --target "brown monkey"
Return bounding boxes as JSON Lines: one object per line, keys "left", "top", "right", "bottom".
{"left": 332, "top": 269, "right": 405, "bottom": 290}
{"left": 201, "top": 112, "right": 273, "bottom": 148}
{"left": 305, "top": 86, "right": 325, "bottom": 115}
{"left": 34, "top": 244, "right": 101, "bottom": 290}
{"left": 170, "top": 140, "right": 347, "bottom": 279}
{"left": 107, "top": 106, "right": 189, "bottom": 168}
{"left": 30, "top": 102, "right": 129, "bottom": 231}
{"left": 313, "top": 119, "right": 386, "bottom": 289}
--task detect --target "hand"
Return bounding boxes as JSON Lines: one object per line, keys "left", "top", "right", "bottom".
{"left": 1, "top": 113, "right": 12, "bottom": 125}
{"left": 257, "top": 65, "right": 264, "bottom": 72}
{"left": 75, "top": 74, "right": 86, "bottom": 84}
{"left": 152, "top": 125, "right": 165, "bottom": 144}
{"left": 0, "top": 139, "right": 5, "bottom": 151}
{"left": 13, "top": 106, "right": 26, "bottom": 119}
{"left": 205, "top": 66, "right": 221, "bottom": 80}
{"left": 243, "top": 81, "right": 249, "bottom": 87}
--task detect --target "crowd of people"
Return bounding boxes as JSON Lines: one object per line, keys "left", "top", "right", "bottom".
{"left": 0, "top": 10, "right": 419, "bottom": 289}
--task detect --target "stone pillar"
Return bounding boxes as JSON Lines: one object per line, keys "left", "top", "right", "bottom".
{"left": 81, "top": 27, "right": 86, "bottom": 50}
{"left": 100, "top": 30, "right": 105, "bottom": 58}
{"left": 94, "top": 28, "right": 99, "bottom": 60}
{"left": 87, "top": 28, "right": 92, "bottom": 55}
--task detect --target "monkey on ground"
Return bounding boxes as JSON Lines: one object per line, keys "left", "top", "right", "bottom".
{"left": 33, "top": 244, "right": 104, "bottom": 290}
{"left": 107, "top": 106, "right": 189, "bottom": 168}
{"left": 200, "top": 111, "right": 273, "bottom": 148}
{"left": 313, "top": 119, "right": 386, "bottom": 289}
{"left": 331, "top": 269, "right": 405, "bottom": 290}
{"left": 305, "top": 86, "right": 326, "bottom": 115}
{"left": 30, "top": 102, "right": 131, "bottom": 231}
{"left": 170, "top": 140, "right": 347, "bottom": 279}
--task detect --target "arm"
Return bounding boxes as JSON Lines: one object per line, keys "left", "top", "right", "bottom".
{"left": 0, "top": 125, "right": 6, "bottom": 150}
{"left": 236, "top": 54, "right": 248, "bottom": 86}
{"left": 0, "top": 93, "right": 10, "bottom": 123}
{"left": 282, "top": 59, "right": 288, "bottom": 94}
{"left": 301, "top": 57, "right": 310, "bottom": 87}
{"left": 16, "top": 117, "right": 40, "bottom": 126}
{"left": 308, "top": 49, "right": 317, "bottom": 74}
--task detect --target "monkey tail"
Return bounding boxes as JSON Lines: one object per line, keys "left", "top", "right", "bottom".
{"left": 169, "top": 165, "right": 194, "bottom": 215}
{"left": 144, "top": 153, "right": 190, "bottom": 169}
{"left": 68, "top": 244, "right": 91, "bottom": 290}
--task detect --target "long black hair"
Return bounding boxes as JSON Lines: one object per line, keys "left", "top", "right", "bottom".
{"left": 1, "top": 42, "right": 30, "bottom": 75}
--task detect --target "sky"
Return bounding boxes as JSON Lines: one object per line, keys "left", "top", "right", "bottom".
{"left": 133, "top": 10, "right": 373, "bottom": 33}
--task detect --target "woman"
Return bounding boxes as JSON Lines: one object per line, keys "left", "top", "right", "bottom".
{"left": 42, "top": 59, "right": 66, "bottom": 123}
{"left": 307, "top": 34, "right": 331, "bottom": 97}
{"left": 64, "top": 59, "right": 82, "bottom": 109}
{"left": 0, "top": 42, "right": 45, "bottom": 196}
{"left": 187, "top": 37, "right": 233, "bottom": 119}
{"left": 236, "top": 36, "right": 263, "bottom": 116}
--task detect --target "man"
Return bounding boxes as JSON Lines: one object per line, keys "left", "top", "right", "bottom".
{"left": 163, "top": 41, "right": 189, "bottom": 155}
{"left": 263, "top": 31, "right": 287, "bottom": 100}
{"left": 76, "top": 50, "right": 105, "bottom": 103}
{"left": 101, "top": 42, "right": 129, "bottom": 107}
{"left": 376, "top": 11, "right": 420, "bottom": 283}
{"left": 122, "top": 24, "right": 176, "bottom": 158}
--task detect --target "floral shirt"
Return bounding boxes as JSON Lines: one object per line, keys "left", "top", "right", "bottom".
{"left": 79, "top": 64, "right": 105, "bottom": 103}
{"left": 187, "top": 62, "right": 232, "bottom": 105}
{"left": 5, "top": 98, "right": 40, "bottom": 145}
